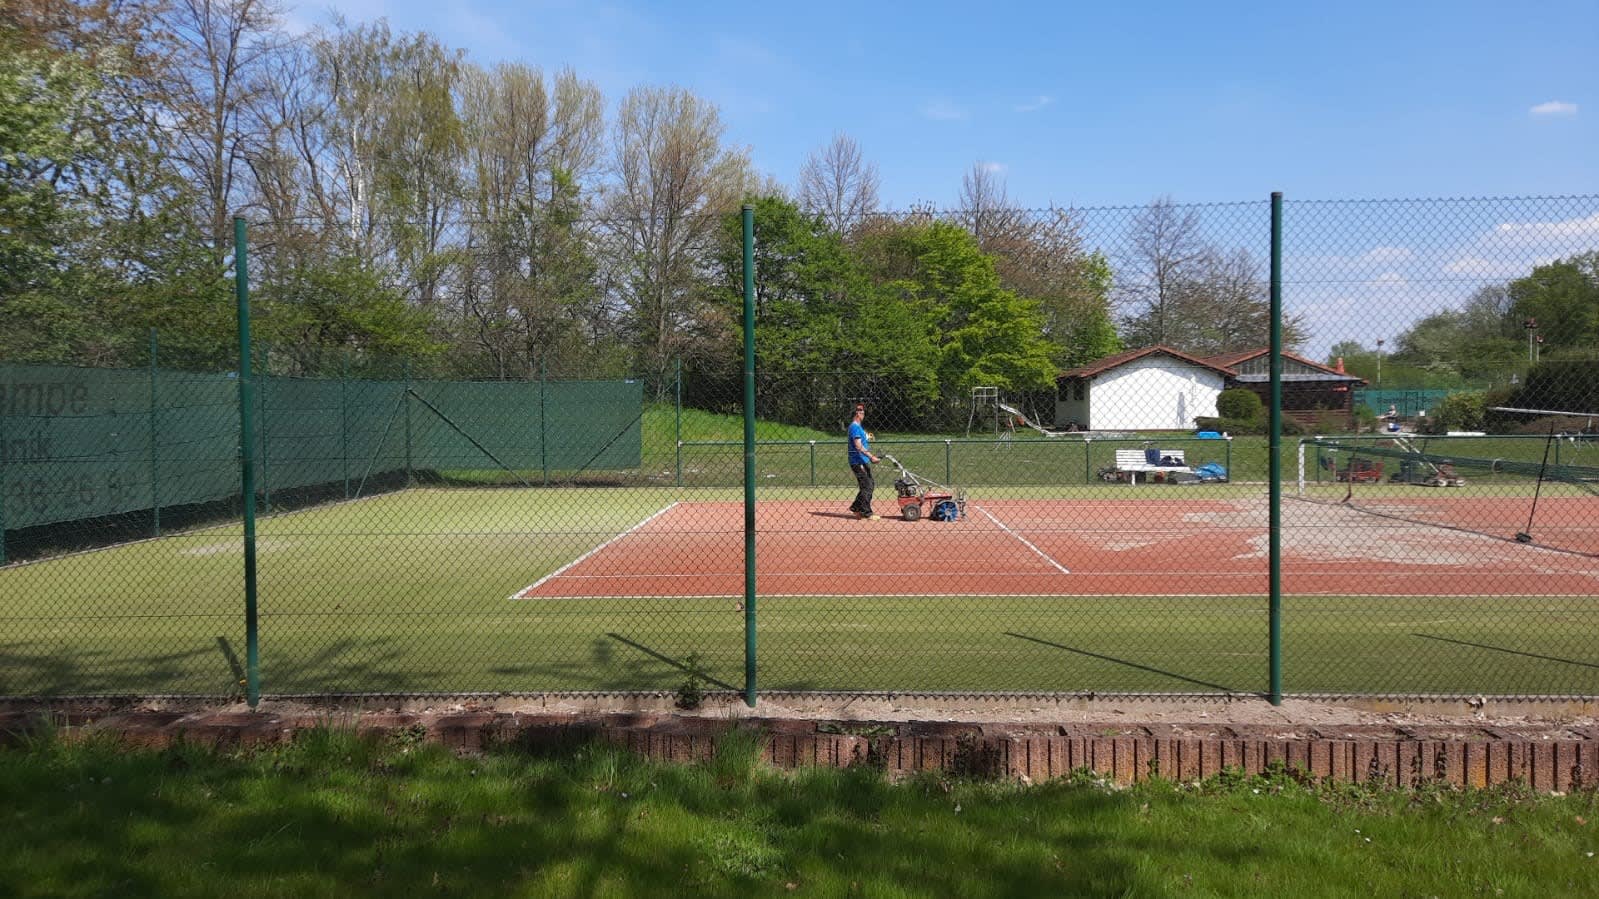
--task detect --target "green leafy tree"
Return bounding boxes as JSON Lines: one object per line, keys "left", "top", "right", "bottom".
{"left": 858, "top": 220, "right": 1056, "bottom": 428}
{"left": 254, "top": 257, "right": 444, "bottom": 372}
{"left": 1508, "top": 253, "right": 1599, "bottom": 351}
{"left": 713, "top": 195, "right": 939, "bottom": 427}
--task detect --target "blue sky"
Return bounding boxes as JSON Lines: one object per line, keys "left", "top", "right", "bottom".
{"left": 286, "top": 1, "right": 1597, "bottom": 355}
{"left": 289, "top": 0, "right": 1596, "bottom": 207}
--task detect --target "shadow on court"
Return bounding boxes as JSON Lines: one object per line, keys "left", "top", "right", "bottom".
{"left": 605, "top": 633, "right": 740, "bottom": 691}
{"left": 1004, "top": 632, "right": 1244, "bottom": 693}
{"left": 1412, "top": 633, "right": 1599, "bottom": 671}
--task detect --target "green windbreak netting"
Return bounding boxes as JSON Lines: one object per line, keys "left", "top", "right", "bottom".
{"left": 1, "top": 364, "right": 238, "bottom": 529}
{"left": 1, "top": 365, "right": 642, "bottom": 531}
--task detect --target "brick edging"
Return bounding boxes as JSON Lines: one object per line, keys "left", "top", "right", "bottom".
{"left": 3, "top": 710, "right": 1593, "bottom": 791}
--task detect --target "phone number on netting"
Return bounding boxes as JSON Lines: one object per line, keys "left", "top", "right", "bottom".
{"left": 4, "top": 467, "right": 146, "bottom": 524}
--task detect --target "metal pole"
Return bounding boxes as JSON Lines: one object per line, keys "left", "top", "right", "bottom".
{"left": 945, "top": 440, "right": 952, "bottom": 485}
{"left": 259, "top": 345, "right": 270, "bottom": 513}
{"left": 149, "top": 328, "right": 161, "bottom": 537}
{"left": 674, "top": 357, "right": 682, "bottom": 488}
{"left": 741, "top": 204, "right": 758, "bottom": 708}
{"left": 341, "top": 351, "right": 350, "bottom": 499}
{"left": 0, "top": 371, "right": 8, "bottom": 565}
{"left": 1268, "top": 192, "right": 1284, "bottom": 706}
{"left": 234, "top": 218, "right": 261, "bottom": 709}
{"left": 403, "top": 360, "right": 413, "bottom": 486}
{"left": 809, "top": 441, "right": 816, "bottom": 486}
{"left": 540, "top": 358, "right": 549, "bottom": 487}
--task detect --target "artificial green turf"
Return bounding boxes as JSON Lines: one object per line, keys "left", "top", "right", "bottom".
{"left": 2, "top": 729, "right": 1597, "bottom": 898}
{"left": 3, "top": 486, "right": 1596, "bottom": 698}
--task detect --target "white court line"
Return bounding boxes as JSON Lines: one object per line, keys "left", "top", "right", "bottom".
{"left": 508, "top": 502, "right": 680, "bottom": 600}
{"left": 972, "top": 504, "right": 1071, "bottom": 574}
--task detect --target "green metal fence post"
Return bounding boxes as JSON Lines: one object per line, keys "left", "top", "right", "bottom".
{"left": 1226, "top": 437, "right": 1233, "bottom": 485}
{"left": 1084, "top": 437, "right": 1092, "bottom": 484}
{"left": 945, "top": 440, "right": 952, "bottom": 485}
{"left": 0, "top": 377, "right": 7, "bottom": 565}
{"left": 809, "top": 441, "right": 816, "bottom": 486}
{"left": 540, "top": 358, "right": 549, "bottom": 487}
{"left": 148, "top": 328, "right": 161, "bottom": 537}
{"left": 341, "top": 350, "right": 350, "bottom": 500}
{"left": 258, "top": 345, "right": 270, "bottom": 513}
{"left": 234, "top": 217, "right": 261, "bottom": 709}
{"left": 403, "top": 360, "right": 414, "bottom": 486}
{"left": 674, "top": 357, "right": 682, "bottom": 488}
{"left": 741, "top": 204, "right": 757, "bottom": 708}
{"left": 1268, "top": 192, "right": 1284, "bottom": 706}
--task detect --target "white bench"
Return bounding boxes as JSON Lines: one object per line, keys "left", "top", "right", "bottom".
{"left": 1112, "top": 448, "right": 1191, "bottom": 484}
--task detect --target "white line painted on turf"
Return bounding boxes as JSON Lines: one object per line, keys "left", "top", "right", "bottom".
{"left": 509, "top": 502, "right": 681, "bottom": 600}
{"left": 973, "top": 504, "right": 1071, "bottom": 574}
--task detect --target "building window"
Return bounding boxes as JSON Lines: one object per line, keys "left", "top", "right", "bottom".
{"left": 1074, "top": 381, "right": 1085, "bottom": 401}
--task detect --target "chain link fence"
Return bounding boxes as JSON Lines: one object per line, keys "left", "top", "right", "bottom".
{"left": 2, "top": 195, "right": 1596, "bottom": 699}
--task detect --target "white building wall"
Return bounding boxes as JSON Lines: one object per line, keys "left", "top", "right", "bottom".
{"left": 1053, "top": 388, "right": 1089, "bottom": 429}
{"left": 1084, "top": 356, "right": 1224, "bottom": 431}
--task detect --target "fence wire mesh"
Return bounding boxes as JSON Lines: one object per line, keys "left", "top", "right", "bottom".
{"left": 2, "top": 195, "right": 1597, "bottom": 699}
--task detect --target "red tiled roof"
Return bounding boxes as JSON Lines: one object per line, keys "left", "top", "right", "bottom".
{"left": 1059, "top": 346, "right": 1367, "bottom": 382}
{"left": 1201, "top": 347, "right": 1355, "bottom": 377}
{"left": 1058, "top": 345, "right": 1239, "bottom": 380}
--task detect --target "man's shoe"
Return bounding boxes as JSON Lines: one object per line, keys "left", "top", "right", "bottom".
{"left": 866, "top": 514, "right": 882, "bottom": 520}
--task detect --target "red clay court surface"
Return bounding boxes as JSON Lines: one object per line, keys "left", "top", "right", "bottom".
{"left": 513, "top": 497, "right": 1599, "bottom": 600}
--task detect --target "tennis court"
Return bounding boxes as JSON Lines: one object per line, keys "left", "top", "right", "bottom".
{"left": 515, "top": 495, "right": 1599, "bottom": 601}
{"left": 4, "top": 485, "right": 1599, "bottom": 696}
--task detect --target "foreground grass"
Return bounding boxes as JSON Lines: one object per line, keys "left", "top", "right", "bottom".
{"left": 1, "top": 728, "right": 1596, "bottom": 898}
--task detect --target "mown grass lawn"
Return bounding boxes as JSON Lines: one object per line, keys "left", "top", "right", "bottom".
{"left": 2, "top": 728, "right": 1596, "bottom": 898}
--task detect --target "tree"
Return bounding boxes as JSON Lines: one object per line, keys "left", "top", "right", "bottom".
{"left": 1508, "top": 252, "right": 1599, "bottom": 351}
{"left": 604, "top": 85, "right": 752, "bottom": 394}
{"left": 160, "top": 0, "right": 285, "bottom": 259}
{"left": 957, "top": 162, "right": 1023, "bottom": 252}
{"left": 454, "top": 63, "right": 605, "bottom": 377}
{"left": 950, "top": 166, "right": 1119, "bottom": 368}
{"left": 1116, "top": 196, "right": 1207, "bottom": 347}
{"left": 1173, "top": 248, "right": 1307, "bottom": 355}
{"left": 1388, "top": 283, "right": 1525, "bottom": 384}
{"left": 0, "top": 26, "right": 93, "bottom": 301}
{"left": 797, "top": 132, "right": 879, "bottom": 235}
{"left": 1, "top": 1, "right": 229, "bottom": 369}
{"left": 864, "top": 221, "right": 1057, "bottom": 400}
{"left": 253, "top": 256, "right": 443, "bottom": 371}
{"left": 1116, "top": 197, "right": 1304, "bottom": 355}
{"left": 711, "top": 195, "right": 937, "bottom": 427}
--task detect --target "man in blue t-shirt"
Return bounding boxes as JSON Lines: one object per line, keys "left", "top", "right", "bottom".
{"left": 846, "top": 403, "right": 882, "bottom": 519}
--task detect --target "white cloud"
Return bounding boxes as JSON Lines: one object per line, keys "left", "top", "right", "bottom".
{"left": 1014, "top": 95, "right": 1053, "bottom": 113}
{"left": 979, "top": 161, "right": 1007, "bottom": 174}
{"left": 1374, "top": 271, "right": 1406, "bottom": 288}
{"left": 1361, "top": 246, "right": 1413, "bottom": 264}
{"left": 1488, "top": 211, "right": 1599, "bottom": 247}
{"left": 1441, "top": 255, "right": 1558, "bottom": 278}
{"left": 922, "top": 100, "right": 967, "bottom": 121}
{"left": 1529, "top": 100, "right": 1579, "bottom": 117}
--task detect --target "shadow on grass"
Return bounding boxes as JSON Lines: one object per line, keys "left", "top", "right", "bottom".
{"left": 1004, "top": 632, "right": 1244, "bottom": 693}
{"left": 1412, "top": 633, "right": 1599, "bottom": 671}
{"left": 606, "top": 633, "right": 740, "bottom": 691}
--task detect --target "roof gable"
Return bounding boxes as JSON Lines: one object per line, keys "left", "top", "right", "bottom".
{"left": 1202, "top": 348, "right": 1356, "bottom": 378}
